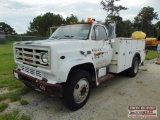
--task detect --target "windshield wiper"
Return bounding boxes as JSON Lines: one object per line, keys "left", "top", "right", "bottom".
{"left": 50, "top": 36, "right": 59, "bottom": 39}
{"left": 64, "top": 35, "right": 74, "bottom": 39}
{"left": 73, "top": 37, "right": 87, "bottom": 40}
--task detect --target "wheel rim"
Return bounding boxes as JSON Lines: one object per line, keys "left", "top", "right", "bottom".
{"left": 134, "top": 60, "right": 139, "bottom": 74}
{"left": 73, "top": 78, "right": 89, "bottom": 104}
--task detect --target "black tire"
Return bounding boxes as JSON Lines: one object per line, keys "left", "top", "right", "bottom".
{"left": 63, "top": 69, "right": 91, "bottom": 111}
{"left": 127, "top": 57, "right": 139, "bottom": 77}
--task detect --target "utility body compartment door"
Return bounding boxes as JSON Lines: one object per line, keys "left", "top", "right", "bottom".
{"left": 109, "top": 38, "right": 145, "bottom": 73}
{"left": 110, "top": 39, "right": 126, "bottom": 72}
{"left": 125, "top": 40, "right": 132, "bottom": 68}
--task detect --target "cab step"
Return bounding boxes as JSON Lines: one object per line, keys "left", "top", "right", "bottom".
{"left": 97, "top": 74, "right": 114, "bottom": 84}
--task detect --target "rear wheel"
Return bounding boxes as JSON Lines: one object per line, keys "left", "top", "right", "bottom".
{"left": 127, "top": 57, "right": 139, "bottom": 77}
{"left": 63, "top": 69, "right": 91, "bottom": 111}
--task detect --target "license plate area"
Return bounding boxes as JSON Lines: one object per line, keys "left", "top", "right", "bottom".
{"left": 35, "top": 81, "right": 46, "bottom": 91}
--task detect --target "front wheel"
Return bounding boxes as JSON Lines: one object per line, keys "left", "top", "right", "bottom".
{"left": 127, "top": 57, "right": 139, "bottom": 77}
{"left": 63, "top": 69, "right": 91, "bottom": 111}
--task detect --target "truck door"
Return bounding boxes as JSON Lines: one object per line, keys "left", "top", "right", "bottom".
{"left": 90, "top": 25, "right": 113, "bottom": 69}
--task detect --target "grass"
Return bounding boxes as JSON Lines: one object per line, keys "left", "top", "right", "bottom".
{"left": 140, "top": 68, "right": 147, "bottom": 71}
{"left": 0, "top": 109, "right": 31, "bottom": 120}
{"left": 145, "top": 50, "right": 157, "bottom": 60}
{"left": 0, "top": 42, "right": 23, "bottom": 90}
{"left": 0, "top": 94, "right": 8, "bottom": 101}
{"left": 8, "top": 86, "right": 30, "bottom": 102}
{"left": 0, "top": 86, "right": 30, "bottom": 102}
{"left": 0, "top": 42, "right": 14, "bottom": 54}
{"left": 20, "top": 100, "right": 29, "bottom": 105}
{"left": 8, "top": 92, "right": 21, "bottom": 102}
{"left": 0, "top": 42, "right": 31, "bottom": 102}
{"left": 136, "top": 81, "right": 143, "bottom": 84}
{"left": 0, "top": 42, "right": 32, "bottom": 119}
{"left": 0, "top": 103, "right": 8, "bottom": 112}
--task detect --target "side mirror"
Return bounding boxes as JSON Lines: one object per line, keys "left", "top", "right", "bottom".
{"left": 108, "top": 22, "right": 116, "bottom": 39}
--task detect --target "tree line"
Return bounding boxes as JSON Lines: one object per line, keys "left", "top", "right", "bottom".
{"left": 1, "top": 0, "right": 160, "bottom": 38}
{"left": 0, "top": 22, "right": 17, "bottom": 35}
{"left": 26, "top": 13, "right": 78, "bottom": 37}
{"left": 101, "top": 0, "right": 159, "bottom": 37}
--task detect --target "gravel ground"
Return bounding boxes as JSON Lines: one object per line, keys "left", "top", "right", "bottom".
{"left": 3, "top": 60, "right": 160, "bottom": 120}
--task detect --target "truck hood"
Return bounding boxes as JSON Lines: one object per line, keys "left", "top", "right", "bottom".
{"left": 14, "top": 39, "right": 84, "bottom": 46}
{"left": 14, "top": 39, "right": 89, "bottom": 53}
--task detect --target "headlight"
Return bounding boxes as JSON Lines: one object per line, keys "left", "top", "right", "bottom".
{"left": 15, "top": 49, "right": 19, "bottom": 58}
{"left": 41, "top": 53, "right": 48, "bottom": 64}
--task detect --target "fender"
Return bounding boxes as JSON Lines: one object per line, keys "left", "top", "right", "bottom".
{"left": 133, "top": 52, "right": 141, "bottom": 63}
{"left": 57, "top": 57, "right": 96, "bottom": 83}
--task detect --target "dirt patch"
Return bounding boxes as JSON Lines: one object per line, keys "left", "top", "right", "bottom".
{"left": 0, "top": 88, "right": 9, "bottom": 95}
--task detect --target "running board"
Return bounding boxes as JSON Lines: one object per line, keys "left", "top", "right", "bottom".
{"left": 97, "top": 74, "right": 114, "bottom": 84}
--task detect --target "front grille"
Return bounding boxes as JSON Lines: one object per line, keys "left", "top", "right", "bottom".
{"left": 19, "top": 65, "right": 42, "bottom": 79}
{"left": 15, "top": 46, "right": 50, "bottom": 69}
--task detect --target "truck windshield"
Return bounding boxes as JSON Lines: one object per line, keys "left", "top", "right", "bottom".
{"left": 49, "top": 24, "right": 91, "bottom": 40}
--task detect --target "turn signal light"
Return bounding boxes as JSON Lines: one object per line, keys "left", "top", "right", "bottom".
{"left": 87, "top": 18, "right": 92, "bottom": 23}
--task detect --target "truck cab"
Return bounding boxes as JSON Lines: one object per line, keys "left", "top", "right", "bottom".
{"left": 13, "top": 18, "right": 145, "bottom": 111}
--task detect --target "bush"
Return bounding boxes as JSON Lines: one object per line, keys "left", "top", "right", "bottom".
{"left": 0, "top": 103, "right": 8, "bottom": 112}
{"left": 0, "top": 37, "right": 7, "bottom": 44}
{"left": 0, "top": 109, "right": 31, "bottom": 120}
{"left": 20, "top": 100, "right": 29, "bottom": 105}
{"left": 8, "top": 92, "right": 21, "bottom": 102}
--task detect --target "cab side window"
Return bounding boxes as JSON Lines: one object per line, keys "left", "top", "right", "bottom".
{"left": 91, "top": 25, "right": 107, "bottom": 40}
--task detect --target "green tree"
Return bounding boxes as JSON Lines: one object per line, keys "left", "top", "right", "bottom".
{"left": 27, "top": 12, "right": 65, "bottom": 36}
{"left": 104, "top": 15, "right": 133, "bottom": 37}
{"left": 121, "top": 20, "right": 135, "bottom": 37}
{"left": 101, "top": 0, "right": 128, "bottom": 37}
{"left": 81, "top": 19, "right": 85, "bottom": 23}
{"left": 133, "top": 6, "right": 159, "bottom": 37}
{"left": 66, "top": 14, "right": 78, "bottom": 24}
{"left": 101, "top": 0, "right": 127, "bottom": 20}
{"left": 0, "top": 22, "right": 17, "bottom": 35}
{"left": 155, "top": 21, "right": 160, "bottom": 37}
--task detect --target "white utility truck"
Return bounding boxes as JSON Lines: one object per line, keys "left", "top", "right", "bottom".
{"left": 13, "top": 18, "right": 145, "bottom": 111}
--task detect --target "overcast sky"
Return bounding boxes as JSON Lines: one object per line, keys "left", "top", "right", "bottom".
{"left": 0, "top": 0, "right": 160, "bottom": 34}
